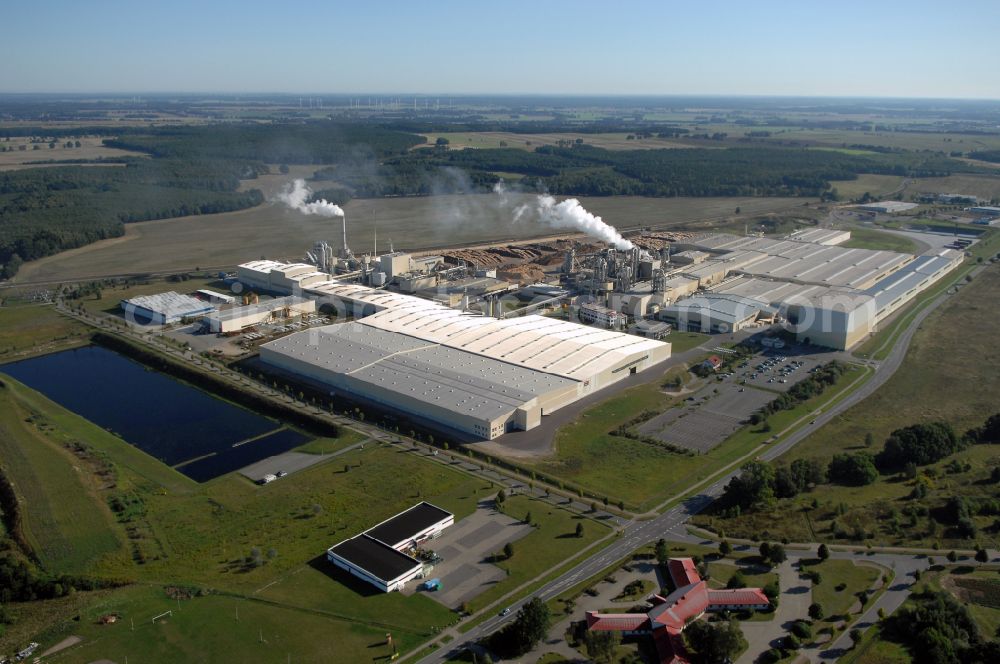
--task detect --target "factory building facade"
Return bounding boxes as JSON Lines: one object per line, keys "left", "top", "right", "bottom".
{"left": 203, "top": 296, "right": 316, "bottom": 334}
{"left": 260, "top": 280, "right": 670, "bottom": 440}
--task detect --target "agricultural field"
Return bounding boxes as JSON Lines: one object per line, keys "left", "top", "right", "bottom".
{"left": 828, "top": 174, "right": 905, "bottom": 200}
{"left": 750, "top": 126, "right": 1000, "bottom": 153}
{"left": 693, "top": 264, "right": 1000, "bottom": 548}
{"left": 903, "top": 173, "right": 1000, "bottom": 202}
{"left": 13, "top": 194, "right": 809, "bottom": 284}
{"left": 416, "top": 131, "right": 701, "bottom": 152}
{"left": 0, "top": 136, "right": 147, "bottom": 171}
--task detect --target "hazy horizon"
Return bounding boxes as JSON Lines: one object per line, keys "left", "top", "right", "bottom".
{"left": 4, "top": 0, "right": 999, "bottom": 99}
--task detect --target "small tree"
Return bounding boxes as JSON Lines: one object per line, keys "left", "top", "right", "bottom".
{"left": 495, "top": 489, "right": 506, "bottom": 507}
{"left": 947, "top": 550, "right": 958, "bottom": 563}
{"left": 817, "top": 543, "right": 830, "bottom": 561}
{"left": 575, "top": 522, "right": 584, "bottom": 538}
{"left": 808, "top": 602, "right": 824, "bottom": 620}
{"left": 523, "top": 511, "right": 532, "bottom": 526}
{"left": 503, "top": 542, "right": 514, "bottom": 560}
{"left": 727, "top": 570, "right": 747, "bottom": 589}
{"left": 719, "top": 540, "right": 732, "bottom": 557}
{"left": 975, "top": 548, "right": 989, "bottom": 563}
{"left": 655, "top": 539, "right": 670, "bottom": 566}
{"left": 850, "top": 628, "right": 863, "bottom": 647}
{"left": 584, "top": 630, "right": 620, "bottom": 664}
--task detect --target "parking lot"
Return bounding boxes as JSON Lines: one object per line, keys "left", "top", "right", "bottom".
{"left": 636, "top": 344, "right": 848, "bottom": 453}
{"left": 737, "top": 353, "right": 826, "bottom": 393}
{"left": 405, "top": 501, "right": 532, "bottom": 609}
{"left": 639, "top": 383, "right": 774, "bottom": 453}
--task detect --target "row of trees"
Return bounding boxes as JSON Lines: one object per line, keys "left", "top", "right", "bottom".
{"left": 760, "top": 361, "right": 848, "bottom": 416}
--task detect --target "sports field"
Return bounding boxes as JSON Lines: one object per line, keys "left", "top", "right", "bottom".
{"left": 39, "top": 584, "right": 441, "bottom": 664}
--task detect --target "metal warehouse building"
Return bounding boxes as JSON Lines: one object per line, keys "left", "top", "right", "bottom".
{"left": 120, "top": 291, "right": 216, "bottom": 325}
{"left": 260, "top": 282, "right": 671, "bottom": 440}
{"left": 327, "top": 502, "right": 454, "bottom": 592}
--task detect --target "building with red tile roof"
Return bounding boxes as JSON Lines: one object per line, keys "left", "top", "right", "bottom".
{"left": 584, "top": 558, "right": 769, "bottom": 664}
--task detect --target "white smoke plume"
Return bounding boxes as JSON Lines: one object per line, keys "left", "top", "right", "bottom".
{"left": 514, "top": 195, "right": 634, "bottom": 250}
{"left": 277, "top": 179, "right": 344, "bottom": 217}
{"left": 492, "top": 179, "right": 509, "bottom": 207}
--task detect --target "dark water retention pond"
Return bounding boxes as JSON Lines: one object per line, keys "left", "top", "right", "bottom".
{"left": 1, "top": 345, "right": 310, "bottom": 482}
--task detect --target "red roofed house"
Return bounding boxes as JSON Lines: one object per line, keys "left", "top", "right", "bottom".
{"left": 702, "top": 355, "right": 723, "bottom": 371}
{"left": 585, "top": 557, "right": 769, "bottom": 664}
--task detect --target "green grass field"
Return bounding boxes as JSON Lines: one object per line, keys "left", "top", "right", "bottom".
{"left": 665, "top": 331, "right": 711, "bottom": 353}
{"left": 0, "top": 379, "right": 125, "bottom": 574}
{"left": 829, "top": 174, "right": 906, "bottom": 200}
{"left": 527, "top": 361, "right": 869, "bottom": 511}
{"left": 705, "top": 562, "right": 778, "bottom": 593}
{"left": 838, "top": 625, "right": 911, "bottom": 664}
{"left": 0, "top": 303, "right": 89, "bottom": 359}
{"left": 463, "top": 494, "right": 612, "bottom": 613}
{"left": 840, "top": 228, "right": 919, "bottom": 253}
{"left": 39, "top": 584, "right": 435, "bottom": 664}
{"left": 695, "top": 265, "right": 1000, "bottom": 548}
{"left": 806, "top": 559, "right": 881, "bottom": 621}
{"left": 903, "top": 173, "right": 1000, "bottom": 203}
{"left": 0, "top": 372, "right": 501, "bottom": 661}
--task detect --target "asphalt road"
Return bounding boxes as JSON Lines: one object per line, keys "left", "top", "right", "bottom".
{"left": 417, "top": 264, "right": 984, "bottom": 664}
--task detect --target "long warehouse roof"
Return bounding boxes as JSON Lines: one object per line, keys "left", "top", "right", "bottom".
{"left": 263, "top": 324, "right": 578, "bottom": 420}
{"left": 304, "top": 280, "right": 668, "bottom": 382}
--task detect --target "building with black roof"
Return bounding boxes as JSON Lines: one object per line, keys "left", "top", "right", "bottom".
{"left": 326, "top": 501, "right": 454, "bottom": 592}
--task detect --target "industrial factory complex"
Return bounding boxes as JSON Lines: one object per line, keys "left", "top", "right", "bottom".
{"left": 216, "top": 218, "right": 963, "bottom": 441}
{"left": 120, "top": 208, "right": 963, "bottom": 443}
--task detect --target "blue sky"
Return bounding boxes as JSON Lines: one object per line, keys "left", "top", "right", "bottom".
{"left": 2, "top": 0, "right": 998, "bottom": 98}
